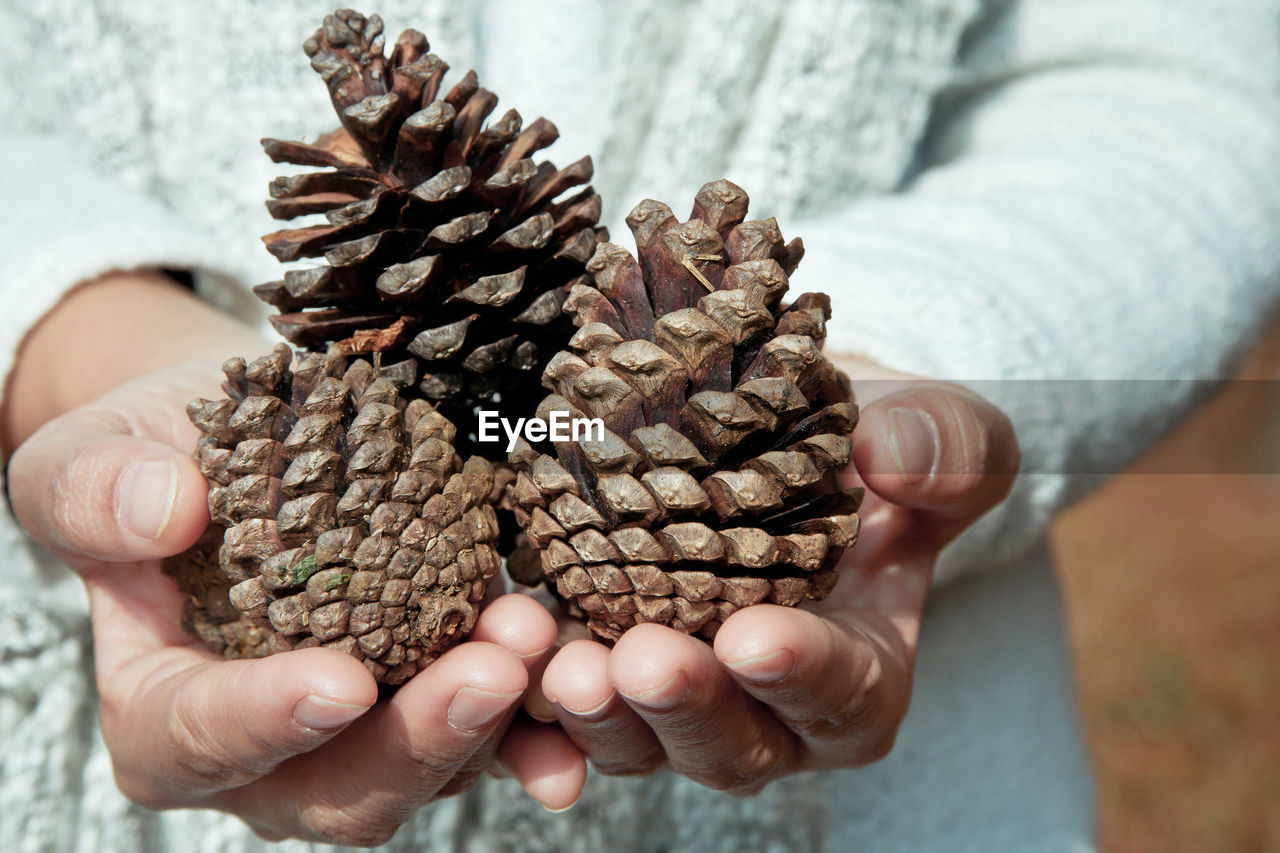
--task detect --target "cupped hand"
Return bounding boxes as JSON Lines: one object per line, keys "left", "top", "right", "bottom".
{"left": 534, "top": 358, "right": 1019, "bottom": 793}
{"left": 6, "top": 354, "right": 584, "bottom": 845}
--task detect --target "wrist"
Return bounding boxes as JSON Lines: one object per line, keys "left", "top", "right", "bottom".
{"left": 1, "top": 269, "right": 269, "bottom": 454}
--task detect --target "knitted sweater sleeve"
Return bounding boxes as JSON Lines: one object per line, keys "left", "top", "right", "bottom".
{"left": 0, "top": 134, "right": 262, "bottom": 419}
{"left": 804, "top": 0, "right": 1280, "bottom": 582}
{"left": 0, "top": 133, "right": 267, "bottom": 848}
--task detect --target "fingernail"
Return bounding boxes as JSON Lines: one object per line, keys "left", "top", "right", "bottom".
{"left": 115, "top": 460, "right": 179, "bottom": 540}
{"left": 557, "top": 692, "right": 615, "bottom": 721}
{"left": 524, "top": 690, "right": 558, "bottom": 723}
{"left": 887, "top": 407, "right": 940, "bottom": 486}
{"left": 619, "top": 671, "right": 689, "bottom": 711}
{"left": 293, "top": 694, "right": 369, "bottom": 732}
{"left": 526, "top": 776, "right": 581, "bottom": 814}
{"left": 724, "top": 649, "right": 795, "bottom": 684}
{"left": 448, "top": 687, "right": 520, "bottom": 732}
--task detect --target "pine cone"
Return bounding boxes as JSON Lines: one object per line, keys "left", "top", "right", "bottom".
{"left": 165, "top": 344, "right": 501, "bottom": 685}
{"left": 507, "top": 180, "right": 862, "bottom": 643}
{"left": 256, "top": 9, "right": 605, "bottom": 456}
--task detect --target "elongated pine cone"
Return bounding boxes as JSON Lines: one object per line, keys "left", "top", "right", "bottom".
{"left": 165, "top": 344, "right": 501, "bottom": 684}
{"left": 506, "top": 180, "right": 862, "bottom": 643}
{"left": 256, "top": 9, "right": 605, "bottom": 456}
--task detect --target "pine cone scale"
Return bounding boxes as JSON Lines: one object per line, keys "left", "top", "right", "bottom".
{"left": 167, "top": 344, "right": 501, "bottom": 684}
{"left": 510, "top": 180, "right": 861, "bottom": 642}
{"left": 172, "top": 12, "right": 861, "bottom": 675}
{"left": 256, "top": 10, "right": 606, "bottom": 456}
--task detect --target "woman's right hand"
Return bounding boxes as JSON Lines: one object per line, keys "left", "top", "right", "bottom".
{"left": 3, "top": 273, "right": 585, "bottom": 844}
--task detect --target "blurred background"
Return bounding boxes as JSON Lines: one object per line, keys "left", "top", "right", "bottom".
{"left": 1053, "top": 319, "right": 1280, "bottom": 852}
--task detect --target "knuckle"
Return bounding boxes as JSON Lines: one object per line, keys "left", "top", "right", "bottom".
{"left": 97, "top": 690, "right": 130, "bottom": 738}
{"left": 436, "top": 770, "right": 481, "bottom": 798}
{"left": 8, "top": 439, "right": 76, "bottom": 543}
{"left": 723, "top": 777, "right": 772, "bottom": 798}
{"left": 784, "top": 648, "right": 906, "bottom": 768}
{"left": 386, "top": 718, "right": 477, "bottom": 790}
{"left": 389, "top": 718, "right": 434, "bottom": 768}
{"left": 243, "top": 822, "right": 289, "bottom": 844}
{"left": 299, "top": 802, "right": 400, "bottom": 848}
{"left": 592, "top": 746, "right": 667, "bottom": 778}
{"left": 397, "top": 734, "right": 462, "bottom": 788}
{"left": 47, "top": 449, "right": 100, "bottom": 547}
{"left": 792, "top": 654, "right": 886, "bottom": 741}
{"left": 112, "top": 766, "right": 171, "bottom": 811}
{"left": 167, "top": 696, "right": 260, "bottom": 790}
{"left": 5, "top": 443, "right": 35, "bottom": 499}
{"left": 857, "top": 728, "right": 899, "bottom": 765}
{"left": 694, "top": 739, "right": 787, "bottom": 793}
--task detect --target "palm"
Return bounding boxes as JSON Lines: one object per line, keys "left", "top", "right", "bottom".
{"left": 533, "top": 360, "right": 1019, "bottom": 791}
{"left": 8, "top": 359, "right": 583, "bottom": 843}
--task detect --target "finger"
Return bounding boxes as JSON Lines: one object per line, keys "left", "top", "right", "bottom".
{"left": 469, "top": 592, "right": 559, "bottom": 664}
{"left": 443, "top": 594, "right": 563, "bottom": 793}
{"left": 608, "top": 624, "right": 799, "bottom": 794}
{"left": 542, "top": 639, "right": 665, "bottom": 776}
{"left": 497, "top": 718, "right": 588, "bottom": 812}
{"left": 851, "top": 385, "right": 1019, "bottom": 545}
{"left": 103, "top": 647, "right": 376, "bottom": 809}
{"left": 714, "top": 604, "right": 908, "bottom": 769}
{"left": 234, "top": 642, "right": 525, "bottom": 847}
{"left": 468, "top": 593, "right": 560, "bottom": 722}
{"left": 8, "top": 412, "right": 209, "bottom": 562}
{"left": 522, "top": 655, "right": 557, "bottom": 722}
{"left": 482, "top": 585, "right": 591, "bottom": 722}
{"left": 83, "top": 558, "right": 210, "bottom": 677}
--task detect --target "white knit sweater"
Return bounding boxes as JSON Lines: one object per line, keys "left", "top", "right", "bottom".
{"left": 2, "top": 1, "right": 1278, "bottom": 850}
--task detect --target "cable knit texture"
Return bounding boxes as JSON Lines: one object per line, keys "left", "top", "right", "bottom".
{"left": 1, "top": 0, "right": 1279, "bottom": 850}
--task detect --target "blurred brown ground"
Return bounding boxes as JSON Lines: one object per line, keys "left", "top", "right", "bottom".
{"left": 1051, "top": 319, "right": 1280, "bottom": 853}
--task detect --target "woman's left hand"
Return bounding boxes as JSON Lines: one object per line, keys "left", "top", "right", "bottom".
{"left": 532, "top": 358, "right": 1019, "bottom": 792}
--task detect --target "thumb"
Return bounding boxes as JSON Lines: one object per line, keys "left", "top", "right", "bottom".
{"left": 104, "top": 646, "right": 378, "bottom": 806}
{"left": 850, "top": 384, "right": 1020, "bottom": 544}
{"left": 8, "top": 410, "right": 209, "bottom": 562}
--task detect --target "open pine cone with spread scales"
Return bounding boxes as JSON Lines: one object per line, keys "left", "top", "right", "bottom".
{"left": 256, "top": 9, "right": 606, "bottom": 456}
{"left": 166, "top": 344, "right": 501, "bottom": 685}
{"left": 167, "top": 10, "right": 860, "bottom": 679}
{"left": 505, "top": 180, "right": 862, "bottom": 643}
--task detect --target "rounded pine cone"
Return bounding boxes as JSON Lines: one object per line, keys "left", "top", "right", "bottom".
{"left": 256, "top": 9, "right": 606, "bottom": 456}
{"left": 506, "top": 180, "right": 862, "bottom": 643}
{"left": 166, "top": 344, "right": 501, "bottom": 685}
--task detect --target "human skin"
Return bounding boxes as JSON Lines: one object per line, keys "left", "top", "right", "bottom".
{"left": 2, "top": 269, "right": 1018, "bottom": 839}
{"left": 529, "top": 362, "right": 1021, "bottom": 791}
{"left": 1, "top": 271, "right": 586, "bottom": 845}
